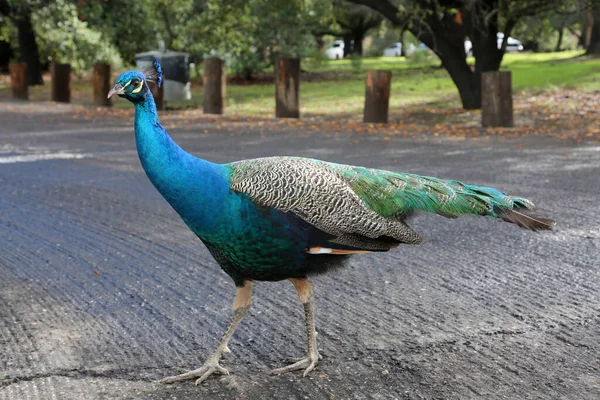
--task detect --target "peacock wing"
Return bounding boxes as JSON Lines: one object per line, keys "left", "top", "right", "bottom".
{"left": 227, "top": 157, "right": 422, "bottom": 247}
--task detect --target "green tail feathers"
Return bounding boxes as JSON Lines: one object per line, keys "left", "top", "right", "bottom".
{"left": 337, "top": 166, "right": 555, "bottom": 232}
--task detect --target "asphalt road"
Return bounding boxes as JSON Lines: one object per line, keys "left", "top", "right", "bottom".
{"left": 1, "top": 100, "right": 599, "bottom": 400}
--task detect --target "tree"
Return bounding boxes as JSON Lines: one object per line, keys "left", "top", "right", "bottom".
{"left": 347, "top": 0, "right": 585, "bottom": 109}
{"left": 511, "top": 13, "right": 582, "bottom": 52}
{"left": 32, "top": 0, "right": 122, "bottom": 72}
{"left": 586, "top": 0, "right": 600, "bottom": 54}
{"left": 173, "top": 0, "right": 333, "bottom": 79}
{"left": 333, "top": 1, "right": 383, "bottom": 56}
{"left": 0, "top": 0, "right": 44, "bottom": 85}
{"left": 77, "top": 0, "right": 161, "bottom": 64}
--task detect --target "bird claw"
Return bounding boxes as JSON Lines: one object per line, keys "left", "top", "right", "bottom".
{"left": 195, "top": 364, "right": 229, "bottom": 385}
{"left": 270, "top": 353, "right": 321, "bottom": 377}
{"left": 284, "top": 353, "right": 323, "bottom": 363}
{"left": 159, "top": 360, "right": 229, "bottom": 385}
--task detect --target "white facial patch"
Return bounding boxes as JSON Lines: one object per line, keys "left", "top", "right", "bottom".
{"left": 131, "top": 80, "right": 144, "bottom": 93}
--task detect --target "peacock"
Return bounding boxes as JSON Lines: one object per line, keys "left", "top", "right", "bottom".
{"left": 108, "top": 60, "right": 555, "bottom": 385}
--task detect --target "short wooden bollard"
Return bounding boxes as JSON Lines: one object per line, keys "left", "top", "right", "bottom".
{"left": 9, "top": 63, "right": 28, "bottom": 100}
{"left": 51, "top": 63, "right": 71, "bottom": 103}
{"left": 481, "top": 71, "right": 513, "bottom": 127}
{"left": 203, "top": 58, "right": 226, "bottom": 114}
{"left": 93, "top": 63, "right": 112, "bottom": 106}
{"left": 150, "top": 71, "right": 164, "bottom": 111}
{"left": 364, "top": 70, "right": 391, "bottom": 123}
{"left": 275, "top": 58, "right": 300, "bottom": 118}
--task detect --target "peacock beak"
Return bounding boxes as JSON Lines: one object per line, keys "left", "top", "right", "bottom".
{"left": 107, "top": 84, "right": 124, "bottom": 98}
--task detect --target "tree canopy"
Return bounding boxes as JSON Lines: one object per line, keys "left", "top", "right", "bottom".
{"left": 347, "top": 0, "right": 589, "bottom": 109}
{"left": 0, "top": 0, "right": 594, "bottom": 104}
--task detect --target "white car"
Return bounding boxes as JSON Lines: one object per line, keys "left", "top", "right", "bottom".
{"left": 383, "top": 42, "right": 402, "bottom": 57}
{"left": 497, "top": 33, "right": 524, "bottom": 52}
{"left": 464, "top": 33, "right": 523, "bottom": 56}
{"left": 325, "top": 40, "right": 344, "bottom": 60}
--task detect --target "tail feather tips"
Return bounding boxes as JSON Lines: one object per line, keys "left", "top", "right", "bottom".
{"left": 494, "top": 206, "right": 556, "bottom": 231}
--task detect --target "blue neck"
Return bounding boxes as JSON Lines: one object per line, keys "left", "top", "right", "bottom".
{"left": 133, "top": 92, "right": 228, "bottom": 233}
{"left": 134, "top": 92, "right": 190, "bottom": 193}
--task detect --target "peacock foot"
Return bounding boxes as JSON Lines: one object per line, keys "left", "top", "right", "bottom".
{"left": 159, "top": 359, "right": 229, "bottom": 385}
{"left": 270, "top": 351, "right": 322, "bottom": 377}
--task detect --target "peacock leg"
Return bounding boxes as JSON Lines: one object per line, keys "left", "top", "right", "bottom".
{"left": 270, "top": 278, "right": 321, "bottom": 377}
{"left": 160, "top": 281, "right": 252, "bottom": 385}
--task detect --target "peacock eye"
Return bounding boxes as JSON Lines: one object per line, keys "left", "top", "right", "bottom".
{"left": 130, "top": 79, "right": 139, "bottom": 87}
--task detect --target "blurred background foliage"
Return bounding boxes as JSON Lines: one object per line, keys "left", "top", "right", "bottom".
{"left": 0, "top": 0, "right": 595, "bottom": 108}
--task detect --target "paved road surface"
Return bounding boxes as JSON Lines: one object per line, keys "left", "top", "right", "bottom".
{"left": 1, "top": 101, "right": 599, "bottom": 399}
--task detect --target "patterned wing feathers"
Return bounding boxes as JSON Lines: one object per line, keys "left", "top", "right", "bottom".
{"left": 228, "top": 157, "right": 422, "bottom": 245}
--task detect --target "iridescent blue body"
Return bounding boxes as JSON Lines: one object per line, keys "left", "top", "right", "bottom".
{"left": 110, "top": 62, "right": 554, "bottom": 288}
{"left": 130, "top": 87, "right": 342, "bottom": 285}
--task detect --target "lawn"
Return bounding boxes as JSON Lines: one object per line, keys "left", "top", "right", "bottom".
{"left": 2, "top": 50, "right": 599, "bottom": 118}
{"left": 189, "top": 50, "right": 600, "bottom": 117}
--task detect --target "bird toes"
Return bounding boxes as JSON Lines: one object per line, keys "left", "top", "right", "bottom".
{"left": 195, "top": 364, "right": 229, "bottom": 385}
{"left": 270, "top": 353, "right": 321, "bottom": 377}
{"left": 160, "top": 361, "right": 229, "bottom": 385}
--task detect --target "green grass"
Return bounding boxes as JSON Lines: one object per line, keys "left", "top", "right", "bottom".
{"left": 193, "top": 50, "right": 600, "bottom": 116}
{"left": 502, "top": 52, "right": 600, "bottom": 92}
{"left": 2, "top": 50, "right": 599, "bottom": 116}
{"left": 220, "top": 68, "right": 456, "bottom": 117}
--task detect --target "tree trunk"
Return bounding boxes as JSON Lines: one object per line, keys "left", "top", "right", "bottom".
{"left": 399, "top": 29, "right": 405, "bottom": 56}
{"left": 586, "top": 5, "right": 600, "bottom": 55}
{"left": 352, "top": 31, "right": 365, "bottom": 57}
{"left": 555, "top": 29, "right": 564, "bottom": 52}
{"left": 159, "top": 6, "right": 175, "bottom": 50}
{"left": 343, "top": 35, "right": 353, "bottom": 57}
{"left": 315, "top": 35, "right": 325, "bottom": 52}
{"left": 584, "top": 10, "right": 594, "bottom": 49}
{"left": 440, "top": 50, "right": 480, "bottom": 109}
{"left": 15, "top": 10, "right": 43, "bottom": 86}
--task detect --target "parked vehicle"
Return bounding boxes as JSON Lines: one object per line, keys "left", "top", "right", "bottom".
{"left": 464, "top": 33, "right": 523, "bottom": 56}
{"left": 383, "top": 42, "right": 402, "bottom": 57}
{"left": 325, "top": 40, "right": 344, "bottom": 60}
{"left": 497, "top": 33, "right": 524, "bottom": 52}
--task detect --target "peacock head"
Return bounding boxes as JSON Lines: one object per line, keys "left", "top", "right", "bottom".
{"left": 108, "top": 58, "right": 163, "bottom": 103}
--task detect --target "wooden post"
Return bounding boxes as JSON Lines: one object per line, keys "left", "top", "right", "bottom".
{"left": 203, "top": 58, "right": 226, "bottom": 114}
{"left": 150, "top": 70, "right": 164, "bottom": 111}
{"left": 93, "top": 63, "right": 112, "bottom": 106}
{"left": 363, "top": 70, "right": 392, "bottom": 123}
{"left": 481, "top": 71, "right": 513, "bottom": 128}
{"left": 51, "top": 62, "right": 71, "bottom": 103}
{"left": 275, "top": 58, "right": 300, "bottom": 118}
{"left": 9, "top": 63, "right": 28, "bottom": 100}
